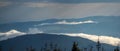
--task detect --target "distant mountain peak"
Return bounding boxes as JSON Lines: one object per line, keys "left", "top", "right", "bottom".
{"left": 6, "top": 29, "right": 22, "bottom": 34}
{"left": 0, "top": 29, "right": 26, "bottom": 41}
{"left": 4, "top": 29, "right": 25, "bottom": 35}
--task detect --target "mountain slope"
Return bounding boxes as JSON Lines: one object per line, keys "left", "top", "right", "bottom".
{"left": 0, "top": 33, "right": 115, "bottom": 51}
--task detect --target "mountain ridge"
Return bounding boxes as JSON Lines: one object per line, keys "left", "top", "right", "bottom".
{"left": 0, "top": 16, "right": 120, "bottom": 37}
{"left": 0, "top": 33, "right": 115, "bottom": 51}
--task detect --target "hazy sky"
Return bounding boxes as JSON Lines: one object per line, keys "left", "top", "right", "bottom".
{"left": 0, "top": 0, "right": 120, "bottom": 24}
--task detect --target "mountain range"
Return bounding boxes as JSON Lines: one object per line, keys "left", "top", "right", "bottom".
{"left": 0, "top": 16, "right": 120, "bottom": 37}
{"left": 0, "top": 33, "right": 115, "bottom": 51}
{"left": 0, "top": 16, "right": 120, "bottom": 51}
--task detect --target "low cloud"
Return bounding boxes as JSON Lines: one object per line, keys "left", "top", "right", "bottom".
{"left": 28, "top": 28, "right": 44, "bottom": 34}
{"left": 35, "top": 20, "right": 97, "bottom": 26}
{"left": 0, "top": 28, "right": 44, "bottom": 41}
{"left": 0, "top": 29, "right": 26, "bottom": 41}
{"left": 56, "top": 20, "right": 96, "bottom": 24}
{"left": 0, "top": 29, "right": 120, "bottom": 46}
{"left": 64, "top": 33, "right": 120, "bottom": 46}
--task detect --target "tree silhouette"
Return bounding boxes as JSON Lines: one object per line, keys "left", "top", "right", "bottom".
{"left": 89, "top": 46, "right": 93, "bottom": 51}
{"left": 40, "top": 47, "right": 43, "bottom": 51}
{"left": 114, "top": 46, "right": 119, "bottom": 51}
{"left": 64, "top": 48, "right": 66, "bottom": 51}
{"left": 53, "top": 43, "right": 60, "bottom": 51}
{"left": 84, "top": 48, "right": 87, "bottom": 51}
{"left": 101, "top": 46, "right": 105, "bottom": 51}
{"left": 50, "top": 42, "right": 53, "bottom": 49}
{"left": 53, "top": 47, "right": 61, "bottom": 51}
{"left": 44, "top": 43, "right": 50, "bottom": 51}
{"left": 26, "top": 47, "right": 29, "bottom": 51}
{"left": 29, "top": 46, "right": 35, "bottom": 51}
{"left": 0, "top": 46, "right": 2, "bottom": 51}
{"left": 72, "top": 42, "right": 80, "bottom": 51}
{"left": 9, "top": 48, "right": 13, "bottom": 51}
{"left": 96, "top": 36, "right": 101, "bottom": 51}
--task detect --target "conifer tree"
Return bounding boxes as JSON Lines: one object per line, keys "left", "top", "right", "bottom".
{"left": 89, "top": 46, "right": 93, "bottom": 51}
{"left": 50, "top": 42, "right": 53, "bottom": 50}
{"left": 40, "top": 47, "right": 43, "bottom": 51}
{"left": 64, "top": 48, "right": 66, "bottom": 51}
{"left": 26, "top": 48, "right": 29, "bottom": 51}
{"left": 53, "top": 48, "right": 57, "bottom": 51}
{"left": 84, "top": 48, "right": 87, "bottom": 51}
{"left": 114, "top": 46, "right": 119, "bottom": 51}
{"left": 72, "top": 42, "right": 80, "bottom": 51}
{"left": 96, "top": 36, "right": 101, "bottom": 51}
{"left": 101, "top": 46, "right": 105, "bottom": 51}
{"left": 9, "top": 48, "right": 13, "bottom": 51}
{"left": 0, "top": 46, "right": 2, "bottom": 51}
{"left": 29, "top": 46, "right": 35, "bottom": 51}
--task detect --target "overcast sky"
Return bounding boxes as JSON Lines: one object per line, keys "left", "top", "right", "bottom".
{"left": 0, "top": 0, "right": 120, "bottom": 24}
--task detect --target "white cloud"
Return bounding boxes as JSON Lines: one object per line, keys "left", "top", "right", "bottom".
{"left": 0, "top": 29, "right": 25, "bottom": 36}
{"left": 56, "top": 20, "right": 96, "bottom": 24}
{"left": 35, "top": 20, "right": 97, "bottom": 26}
{"left": 0, "top": 2, "right": 12, "bottom": 7}
{"left": 28, "top": 28, "right": 44, "bottom": 34}
{"left": 64, "top": 33, "right": 120, "bottom": 46}
{"left": 0, "top": 29, "right": 26, "bottom": 41}
{"left": 0, "top": 28, "right": 44, "bottom": 41}
{"left": 0, "top": 29, "right": 120, "bottom": 46}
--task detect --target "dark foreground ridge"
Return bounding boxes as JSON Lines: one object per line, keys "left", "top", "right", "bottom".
{"left": 0, "top": 33, "right": 119, "bottom": 51}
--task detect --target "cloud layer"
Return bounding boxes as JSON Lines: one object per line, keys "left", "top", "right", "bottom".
{"left": 0, "top": 29, "right": 120, "bottom": 46}
{"left": 0, "top": 28, "right": 44, "bottom": 41}
{"left": 64, "top": 33, "right": 120, "bottom": 46}
{"left": 35, "top": 20, "right": 97, "bottom": 26}
{"left": 0, "top": 29, "right": 26, "bottom": 41}
{"left": 28, "top": 28, "right": 44, "bottom": 34}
